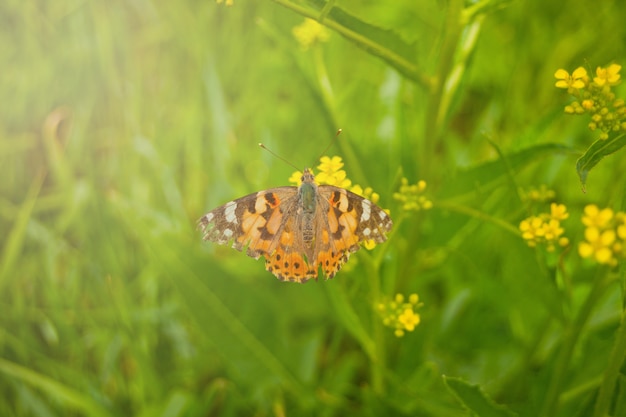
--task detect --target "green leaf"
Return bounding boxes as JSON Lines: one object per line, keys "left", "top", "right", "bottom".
{"left": 145, "top": 234, "right": 314, "bottom": 405}
{"left": 576, "top": 133, "right": 626, "bottom": 191}
{"left": 444, "top": 376, "right": 518, "bottom": 417}
{"left": 0, "top": 171, "right": 45, "bottom": 291}
{"left": 302, "top": 0, "right": 431, "bottom": 87}
{"left": 324, "top": 284, "right": 377, "bottom": 361}
{"left": 612, "top": 373, "right": 626, "bottom": 417}
{"left": 108, "top": 177, "right": 318, "bottom": 408}
{"left": 0, "top": 359, "right": 112, "bottom": 417}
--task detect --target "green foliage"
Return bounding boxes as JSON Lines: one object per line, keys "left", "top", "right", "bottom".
{"left": 444, "top": 376, "right": 517, "bottom": 417}
{"left": 576, "top": 133, "right": 626, "bottom": 190}
{"left": 2, "top": 0, "right": 626, "bottom": 416}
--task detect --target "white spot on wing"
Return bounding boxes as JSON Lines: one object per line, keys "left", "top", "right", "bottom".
{"left": 360, "top": 200, "right": 371, "bottom": 221}
{"left": 223, "top": 228, "right": 233, "bottom": 238}
{"left": 224, "top": 201, "right": 238, "bottom": 224}
{"left": 205, "top": 212, "right": 214, "bottom": 223}
{"left": 363, "top": 227, "right": 371, "bottom": 236}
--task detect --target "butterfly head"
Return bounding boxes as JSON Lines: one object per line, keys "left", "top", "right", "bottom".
{"left": 301, "top": 168, "right": 316, "bottom": 184}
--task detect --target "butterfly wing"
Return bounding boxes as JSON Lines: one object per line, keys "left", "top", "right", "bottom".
{"left": 199, "top": 183, "right": 393, "bottom": 283}
{"left": 198, "top": 187, "right": 298, "bottom": 259}
{"left": 313, "top": 186, "right": 393, "bottom": 279}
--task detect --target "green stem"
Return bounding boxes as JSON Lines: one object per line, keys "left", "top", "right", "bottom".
{"left": 311, "top": 44, "right": 369, "bottom": 193}
{"left": 0, "top": 169, "right": 46, "bottom": 291}
{"left": 593, "top": 301, "right": 626, "bottom": 417}
{"left": 422, "top": 0, "right": 462, "bottom": 172}
{"left": 313, "top": 46, "right": 336, "bottom": 122}
{"left": 318, "top": 0, "right": 335, "bottom": 22}
{"left": 423, "top": 0, "right": 485, "bottom": 177}
{"left": 434, "top": 201, "right": 521, "bottom": 236}
{"left": 540, "top": 270, "right": 612, "bottom": 417}
{"left": 366, "top": 256, "right": 385, "bottom": 395}
{"left": 435, "top": 14, "right": 484, "bottom": 135}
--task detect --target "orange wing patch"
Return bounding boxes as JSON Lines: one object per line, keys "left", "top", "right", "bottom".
{"left": 236, "top": 191, "right": 285, "bottom": 256}
{"left": 327, "top": 189, "right": 362, "bottom": 251}
{"left": 262, "top": 209, "right": 318, "bottom": 283}
{"left": 316, "top": 249, "right": 349, "bottom": 279}
{"left": 265, "top": 248, "right": 317, "bottom": 283}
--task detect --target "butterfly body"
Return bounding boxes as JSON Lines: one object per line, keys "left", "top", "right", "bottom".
{"left": 199, "top": 168, "right": 392, "bottom": 283}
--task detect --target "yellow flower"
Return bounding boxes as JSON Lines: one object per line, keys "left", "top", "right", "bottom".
{"left": 543, "top": 219, "right": 564, "bottom": 241}
{"left": 288, "top": 170, "right": 303, "bottom": 186}
{"left": 556, "top": 62, "right": 626, "bottom": 141}
{"left": 582, "top": 204, "right": 613, "bottom": 229}
{"left": 578, "top": 204, "right": 626, "bottom": 265}
{"left": 377, "top": 293, "right": 422, "bottom": 337}
{"left": 520, "top": 185, "right": 556, "bottom": 203}
{"left": 398, "top": 308, "right": 420, "bottom": 331}
{"left": 317, "top": 156, "right": 344, "bottom": 173}
{"left": 519, "top": 203, "right": 569, "bottom": 252}
{"left": 582, "top": 99, "right": 595, "bottom": 110}
{"left": 550, "top": 203, "right": 569, "bottom": 221}
{"left": 593, "top": 64, "right": 622, "bottom": 87}
{"left": 555, "top": 67, "right": 588, "bottom": 89}
{"left": 363, "top": 240, "right": 377, "bottom": 250}
{"left": 215, "top": 0, "right": 233, "bottom": 5}
{"left": 292, "top": 18, "right": 330, "bottom": 50}
{"left": 520, "top": 217, "right": 544, "bottom": 244}
{"left": 393, "top": 178, "right": 432, "bottom": 211}
{"left": 579, "top": 228, "right": 616, "bottom": 265}
{"left": 316, "top": 169, "right": 351, "bottom": 188}
{"left": 315, "top": 156, "right": 351, "bottom": 188}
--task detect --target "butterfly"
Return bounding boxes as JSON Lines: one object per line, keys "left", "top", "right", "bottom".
{"left": 198, "top": 167, "right": 392, "bottom": 283}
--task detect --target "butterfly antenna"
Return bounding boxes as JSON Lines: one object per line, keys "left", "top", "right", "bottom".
{"left": 258, "top": 143, "right": 300, "bottom": 171}
{"left": 316, "top": 128, "right": 342, "bottom": 162}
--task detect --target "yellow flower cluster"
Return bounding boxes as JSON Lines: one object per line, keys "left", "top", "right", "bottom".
{"left": 393, "top": 178, "right": 432, "bottom": 211}
{"left": 520, "top": 185, "right": 556, "bottom": 203}
{"left": 315, "top": 156, "right": 353, "bottom": 188}
{"left": 292, "top": 18, "right": 330, "bottom": 50}
{"left": 376, "top": 293, "right": 422, "bottom": 337}
{"left": 555, "top": 64, "right": 626, "bottom": 140}
{"left": 519, "top": 203, "right": 570, "bottom": 252}
{"left": 579, "top": 205, "right": 626, "bottom": 266}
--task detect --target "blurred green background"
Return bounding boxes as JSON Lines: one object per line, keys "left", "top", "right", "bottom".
{"left": 2, "top": 0, "right": 626, "bottom": 416}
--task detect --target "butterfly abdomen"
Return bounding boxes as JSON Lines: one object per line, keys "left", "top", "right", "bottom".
{"left": 299, "top": 179, "right": 317, "bottom": 244}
